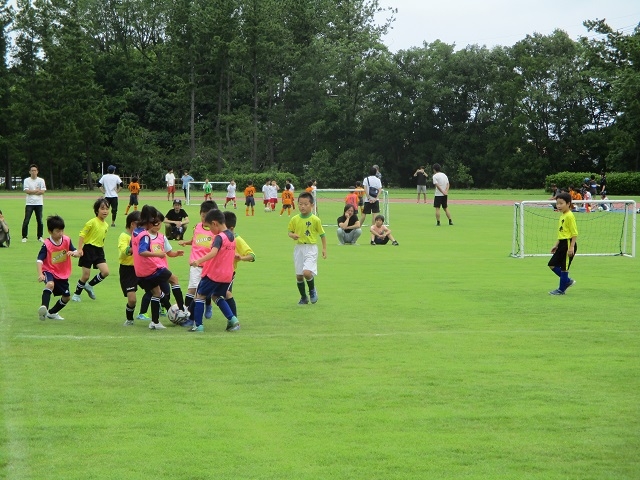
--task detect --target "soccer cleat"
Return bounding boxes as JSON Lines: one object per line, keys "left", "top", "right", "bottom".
{"left": 111, "top": 223, "right": 116, "bottom": 227}
{"left": 548, "top": 289, "right": 565, "bottom": 296}
{"left": 188, "top": 325, "right": 204, "bottom": 332}
{"left": 566, "top": 279, "right": 576, "bottom": 289}
{"left": 136, "top": 313, "right": 150, "bottom": 320}
{"left": 46, "top": 313, "right": 64, "bottom": 320}
{"left": 182, "top": 320, "right": 194, "bottom": 327}
{"left": 71, "top": 294, "right": 82, "bottom": 302}
{"left": 123, "top": 320, "right": 134, "bottom": 326}
{"left": 204, "top": 304, "right": 213, "bottom": 319}
{"left": 160, "top": 306, "right": 167, "bottom": 316}
{"left": 449, "top": 220, "right": 453, "bottom": 225}
{"left": 309, "top": 289, "right": 318, "bottom": 304}
{"left": 226, "top": 317, "right": 240, "bottom": 332}
{"left": 83, "top": 283, "right": 96, "bottom": 300}
{"left": 436, "top": 221, "right": 441, "bottom": 226}
{"left": 370, "top": 240, "right": 376, "bottom": 245}
{"left": 149, "top": 321, "right": 166, "bottom": 330}
{"left": 38, "top": 305, "right": 48, "bottom": 321}
{"left": 392, "top": 241, "right": 399, "bottom": 246}
{"left": 22, "top": 237, "right": 27, "bottom": 243}
{"left": 298, "top": 296, "right": 309, "bottom": 305}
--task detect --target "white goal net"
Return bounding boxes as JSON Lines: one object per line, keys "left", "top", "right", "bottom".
{"left": 185, "top": 181, "right": 230, "bottom": 206}
{"left": 312, "top": 189, "right": 390, "bottom": 226}
{"left": 511, "top": 200, "right": 636, "bottom": 258}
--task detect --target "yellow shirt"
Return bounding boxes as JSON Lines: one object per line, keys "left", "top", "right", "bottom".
{"left": 118, "top": 231, "right": 133, "bottom": 266}
{"left": 233, "top": 234, "right": 255, "bottom": 271}
{"left": 288, "top": 213, "right": 325, "bottom": 245}
{"left": 558, "top": 210, "right": 578, "bottom": 240}
{"left": 79, "top": 217, "right": 109, "bottom": 247}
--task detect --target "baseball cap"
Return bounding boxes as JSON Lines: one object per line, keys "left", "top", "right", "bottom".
{"left": 107, "top": 165, "right": 116, "bottom": 172}
{"left": 173, "top": 199, "right": 182, "bottom": 205}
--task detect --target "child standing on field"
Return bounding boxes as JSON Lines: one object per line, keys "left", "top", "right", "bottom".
{"left": 223, "top": 210, "right": 255, "bottom": 320}
{"left": 203, "top": 179, "right": 213, "bottom": 201}
{"left": 345, "top": 187, "right": 358, "bottom": 208}
{"left": 354, "top": 181, "right": 365, "bottom": 214}
{"left": 37, "top": 215, "right": 80, "bottom": 320}
{"left": 125, "top": 176, "right": 141, "bottom": 214}
{"left": 548, "top": 192, "right": 578, "bottom": 295}
{"left": 119, "top": 211, "right": 141, "bottom": 326}
{"left": 280, "top": 183, "right": 295, "bottom": 216}
{"left": 288, "top": 191, "right": 327, "bottom": 305}
{"left": 188, "top": 209, "right": 240, "bottom": 333}
{"left": 224, "top": 180, "right": 237, "bottom": 209}
{"left": 244, "top": 181, "right": 256, "bottom": 216}
{"left": 72, "top": 198, "right": 111, "bottom": 302}
{"left": 370, "top": 215, "right": 399, "bottom": 246}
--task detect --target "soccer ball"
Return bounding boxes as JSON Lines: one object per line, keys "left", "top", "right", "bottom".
{"left": 264, "top": 206, "right": 271, "bottom": 212}
{"left": 597, "top": 206, "right": 604, "bottom": 212}
{"left": 167, "top": 304, "right": 187, "bottom": 325}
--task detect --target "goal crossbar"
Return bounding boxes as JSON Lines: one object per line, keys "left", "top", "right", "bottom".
{"left": 511, "top": 200, "right": 636, "bottom": 258}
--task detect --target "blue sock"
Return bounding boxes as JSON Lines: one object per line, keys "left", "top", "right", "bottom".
{"left": 215, "top": 297, "right": 234, "bottom": 320}
{"left": 559, "top": 271, "right": 570, "bottom": 291}
{"left": 193, "top": 299, "right": 205, "bottom": 326}
{"left": 552, "top": 266, "right": 561, "bottom": 277}
{"left": 226, "top": 297, "right": 237, "bottom": 316}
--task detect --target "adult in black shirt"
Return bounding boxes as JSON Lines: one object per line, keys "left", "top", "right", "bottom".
{"left": 336, "top": 204, "right": 362, "bottom": 245}
{"left": 164, "top": 199, "right": 189, "bottom": 240}
{"left": 414, "top": 166, "right": 428, "bottom": 203}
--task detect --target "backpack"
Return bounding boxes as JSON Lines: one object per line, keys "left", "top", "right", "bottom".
{"left": 365, "top": 177, "right": 379, "bottom": 197}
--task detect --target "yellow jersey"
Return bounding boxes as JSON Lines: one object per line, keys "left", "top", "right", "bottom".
{"left": 288, "top": 213, "right": 325, "bottom": 245}
{"left": 79, "top": 217, "right": 109, "bottom": 247}
{"left": 558, "top": 211, "right": 578, "bottom": 240}
{"left": 118, "top": 231, "right": 133, "bottom": 266}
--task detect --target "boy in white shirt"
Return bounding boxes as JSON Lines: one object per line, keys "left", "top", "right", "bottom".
{"left": 224, "top": 180, "right": 237, "bottom": 209}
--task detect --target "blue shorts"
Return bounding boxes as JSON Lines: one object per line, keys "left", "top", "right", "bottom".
{"left": 43, "top": 272, "right": 71, "bottom": 297}
{"left": 197, "top": 276, "right": 231, "bottom": 298}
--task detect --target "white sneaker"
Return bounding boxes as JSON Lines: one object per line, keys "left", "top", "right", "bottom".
{"left": 22, "top": 238, "right": 27, "bottom": 243}
{"left": 71, "top": 294, "right": 82, "bottom": 302}
{"left": 38, "top": 305, "right": 48, "bottom": 321}
{"left": 83, "top": 283, "right": 96, "bottom": 300}
{"left": 149, "top": 321, "right": 166, "bottom": 330}
{"left": 123, "top": 319, "right": 134, "bottom": 326}
{"left": 46, "top": 313, "right": 64, "bottom": 320}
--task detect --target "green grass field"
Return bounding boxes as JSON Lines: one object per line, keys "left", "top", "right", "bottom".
{"left": 1, "top": 190, "right": 638, "bottom": 479}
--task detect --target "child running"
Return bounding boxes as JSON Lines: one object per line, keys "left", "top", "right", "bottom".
{"left": 119, "top": 211, "right": 141, "bottom": 326}
{"left": 178, "top": 200, "right": 218, "bottom": 324}
{"left": 72, "top": 198, "right": 111, "bottom": 302}
{"left": 280, "top": 183, "right": 295, "bottom": 216}
{"left": 37, "top": 215, "right": 80, "bottom": 320}
{"left": 125, "top": 176, "right": 141, "bottom": 214}
{"left": 244, "top": 181, "right": 256, "bottom": 216}
{"left": 224, "top": 180, "right": 237, "bottom": 209}
{"left": 188, "top": 209, "right": 240, "bottom": 332}
{"left": 288, "top": 191, "right": 327, "bottom": 305}
{"left": 548, "top": 192, "right": 578, "bottom": 295}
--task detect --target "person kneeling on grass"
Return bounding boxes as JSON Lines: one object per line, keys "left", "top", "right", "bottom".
{"left": 370, "top": 215, "right": 398, "bottom": 246}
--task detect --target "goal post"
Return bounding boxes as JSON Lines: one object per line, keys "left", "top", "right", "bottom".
{"left": 312, "top": 189, "right": 390, "bottom": 226}
{"left": 511, "top": 200, "right": 636, "bottom": 258}
{"left": 185, "top": 181, "right": 230, "bottom": 206}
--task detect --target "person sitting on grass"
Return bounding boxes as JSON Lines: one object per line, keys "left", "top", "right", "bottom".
{"left": 370, "top": 215, "right": 398, "bottom": 246}
{"left": 336, "top": 204, "right": 362, "bottom": 245}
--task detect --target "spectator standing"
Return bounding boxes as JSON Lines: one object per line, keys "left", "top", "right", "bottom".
{"left": 98, "top": 165, "right": 123, "bottom": 227}
{"left": 414, "top": 166, "right": 428, "bottom": 203}
{"left": 360, "top": 167, "right": 382, "bottom": 227}
{"left": 22, "top": 164, "right": 46, "bottom": 242}
{"left": 181, "top": 170, "right": 194, "bottom": 200}
{"left": 165, "top": 168, "right": 176, "bottom": 202}
{"left": 432, "top": 163, "right": 453, "bottom": 226}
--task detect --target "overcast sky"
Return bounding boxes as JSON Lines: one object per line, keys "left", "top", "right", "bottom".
{"left": 375, "top": 0, "right": 640, "bottom": 51}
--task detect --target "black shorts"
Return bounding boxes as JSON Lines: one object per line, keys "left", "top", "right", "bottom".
{"left": 548, "top": 239, "right": 578, "bottom": 271}
{"left": 434, "top": 195, "right": 448, "bottom": 209}
{"left": 363, "top": 201, "right": 380, "bottom": 215}
{"left": 282, "top": 204, "right": 292, "bottom": 209}
{"left": 374, "top": 237, "right": 390, "bottom": 245}
{"left": 245, "top": 197, "right": 255, "bottom": 207}
{"left": 129, "top": 194, "right": 138, "bottom": 206}
{"left": 106, "top": 196, "right": 119, "bottom": 213}
{"left": 78, "top": 244, "right": 106, "bottom": 269}
{"left": 119, "top": 264, "right": 138, "bottom": 296}
{"left": 42, "top": 272, "right": 71, "bottom": 297}
{"left": 358, "top": 197, "right": 364, "bottom": 207}
{"left": 138, "top": 268, "right": 172, "bottom": 292}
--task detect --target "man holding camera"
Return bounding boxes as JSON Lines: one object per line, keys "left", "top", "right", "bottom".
{"left": 414, "top": 166, "right": 428, "bottom": 203}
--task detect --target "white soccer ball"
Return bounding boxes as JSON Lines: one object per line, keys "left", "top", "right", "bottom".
{"left": 167, "top": 304, "right": 184, "bottom": 324}
{"left": 265, "top": 206, "right": 271, "bottom": 212}
{"left": 597, "top": 206, "right": 604, "bottom": 212}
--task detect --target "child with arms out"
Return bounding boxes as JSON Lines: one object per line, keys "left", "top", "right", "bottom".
{"left": 548, "top": 192, "right": 578, "bottom": 295}
{"left": 288, "top": 191, "right": 327, "bottom": 305}
{"left": 37, "top": 215, "right": 80, "bottom": 320}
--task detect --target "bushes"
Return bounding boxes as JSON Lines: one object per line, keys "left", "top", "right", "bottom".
{"left": 545, "top": 172, "right": 640, "bottom": 195}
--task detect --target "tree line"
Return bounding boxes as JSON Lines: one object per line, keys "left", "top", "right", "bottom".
{"left": 0, "top": 0, "right": 638, "bottom": 190}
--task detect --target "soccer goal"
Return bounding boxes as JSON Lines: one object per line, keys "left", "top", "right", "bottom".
{"left": 511, "top": 200, "right": 636, "bottom": 258}
{"left": 185, "top": 181, "right": 230, "bottom": 206}
{"left": 312, "top": 189, "right": 390, "bottom": 226}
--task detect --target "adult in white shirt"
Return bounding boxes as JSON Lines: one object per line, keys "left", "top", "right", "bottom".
{"left": 360, "top": 167, "right": 382, "bottom": 227}
{"left": 432, "top": 163, "right": 453, "bottom": 226}
{"left": 21, "top": 164, "right": 46, "bottom": 242}
{"left": 165, "top": 168, "right": 176, "bottom": 201}
{"left": 99, "top": 165, "right": 123, "bottom": 227}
